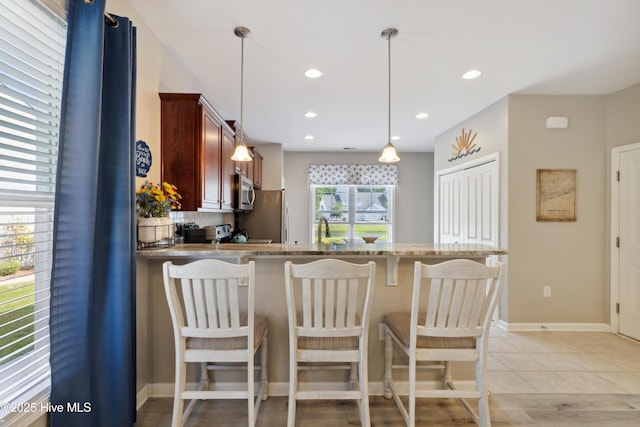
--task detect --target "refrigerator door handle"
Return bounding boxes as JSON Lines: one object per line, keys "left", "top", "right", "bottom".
{"left": 284, "top": 202, "right": 290, "bottom": 243}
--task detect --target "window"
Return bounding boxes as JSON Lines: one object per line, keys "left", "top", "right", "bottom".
{"left": 311, "top": 185, "right": 394, "bottom": 243}
{"left": 0, "top": 0, "right": 66, "bottom": 422}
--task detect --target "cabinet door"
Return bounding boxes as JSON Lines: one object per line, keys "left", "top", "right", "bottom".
{"left": 252, "top": 147, "right": 263, "bottom": 189}
{"left": 201, "top": 107, "right": 222, "bottom": 210}
{"left": 220, "top": 128, "right": 235, "bottom": 211}
{"left": 235, "top": 149, "right": 251, "bottom": 178}
{"left": 160, "top": 93, "right": 201, "bottom": 212}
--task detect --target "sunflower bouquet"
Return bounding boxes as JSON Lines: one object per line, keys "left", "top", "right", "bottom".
{"left": 136, "top": 181, "right": 182, "bottom": 218}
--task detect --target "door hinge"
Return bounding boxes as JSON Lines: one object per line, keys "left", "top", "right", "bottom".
{"left": 616, "top": 237, "right": 620, "bottom": 248}
{"left": 616, "top": 303, "right": 620, "bottom": 314}
{"left": 617, "top": 170, "right": 620, "bottom": 182}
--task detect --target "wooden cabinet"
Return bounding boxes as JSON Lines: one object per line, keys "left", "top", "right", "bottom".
{"left": 226, "top": 119, "right": 263, "bottom": 189}
{"left": 225, "top": 120, "right": 250, "bottom": 179}
{"left": 250, "top": 147, "right": 263, "bottom": 189}
{"left": 160, "top": 93, "right": 235, "bottom": 212}
{"left": 201, "top": 106, "right": 222, "bottom": 210}
{"left": 220, "top": 126, "right": 235, "bottom": 211}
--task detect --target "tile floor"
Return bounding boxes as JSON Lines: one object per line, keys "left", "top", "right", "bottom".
{"left": 487, "top": 329, "right": 640, "bottom": 394}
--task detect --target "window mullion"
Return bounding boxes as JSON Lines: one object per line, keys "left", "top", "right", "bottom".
{"left": 347, "top": 186, "right": 355, "bottom": 239}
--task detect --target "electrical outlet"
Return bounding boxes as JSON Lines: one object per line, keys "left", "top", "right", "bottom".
{"left": 379, "top": 323, "right": 385, "bottom": 341}
{"left": 543, "top": 286, "right": 551, "bottom": 298}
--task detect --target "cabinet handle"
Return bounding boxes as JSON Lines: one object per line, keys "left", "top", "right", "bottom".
{"left": 248, "top": 186, "right": 256, "bottom": 205}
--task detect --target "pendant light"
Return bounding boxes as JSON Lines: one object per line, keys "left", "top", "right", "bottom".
{"left": 379, "top": 28, "right": 400, "bottom": 163}
{"left": 231, "top": 26, "right": 253, "bottom": 162}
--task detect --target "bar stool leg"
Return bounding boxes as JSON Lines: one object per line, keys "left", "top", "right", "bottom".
{"left": 383, "top": 328, "right": 393, "bottom": 399}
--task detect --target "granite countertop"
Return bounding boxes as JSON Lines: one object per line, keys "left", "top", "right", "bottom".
{"left": 137, "top": 242, "right": 507, "bottom": 258}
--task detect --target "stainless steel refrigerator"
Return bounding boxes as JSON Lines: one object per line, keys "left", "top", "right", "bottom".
{"left": 238, "top": 189, "right": 290, "bottom": 243}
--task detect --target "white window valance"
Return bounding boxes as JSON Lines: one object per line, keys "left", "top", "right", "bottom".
{"left": 308, "top": 164, "right": 398, "bottom": 185}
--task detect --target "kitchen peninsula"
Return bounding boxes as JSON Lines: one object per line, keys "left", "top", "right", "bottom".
{"left": 135, "top": 242, "right": 506, "bottom": 399}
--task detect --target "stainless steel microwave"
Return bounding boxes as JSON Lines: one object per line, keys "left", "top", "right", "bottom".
{"left": 234, "top": 174, "right": 255, "bottom": 211}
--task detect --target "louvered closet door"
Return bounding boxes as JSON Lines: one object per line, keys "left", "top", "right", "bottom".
{"left": 439, "top": 171, "right": 464, "bottom": 243}
{"left": 464, "top": 160, "right": 498, "bottom": 246}
{"left": 437, "top": 156, "right": 499, "bottom": 247}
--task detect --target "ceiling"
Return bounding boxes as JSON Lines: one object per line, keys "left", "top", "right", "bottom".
{"left": 128, "top": 0, "right": 640, "bottom": 153}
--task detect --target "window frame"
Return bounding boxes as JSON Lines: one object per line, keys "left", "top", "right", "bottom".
{"left": 0, "top": 0, "right": 66, "bottom": 424}
{"left": 310, "top": 184, "right": 395, "bottom": 243}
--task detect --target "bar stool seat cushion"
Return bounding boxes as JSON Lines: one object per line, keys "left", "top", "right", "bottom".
{"left": 187, "top": 314, "right": 269, "bottom": 350}
{"left": 295, "top": 312, "right": 361, "bottom": 350}
{"left": 298, "top": 335, "right": 359, "bottom": 350}
{"left": 383, "top": 312, "right": 476, "bottom": 349}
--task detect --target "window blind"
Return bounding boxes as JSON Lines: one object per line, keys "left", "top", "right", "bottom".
{"left": 0, "top": 0, "right": 66, "bottom": 421}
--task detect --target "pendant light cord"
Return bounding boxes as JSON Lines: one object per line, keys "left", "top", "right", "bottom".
{"left": 239, "top": 35, "right": 245, "bottom": 145}
{"left": 387, "top": 32, "right": 391, "bottom": 145}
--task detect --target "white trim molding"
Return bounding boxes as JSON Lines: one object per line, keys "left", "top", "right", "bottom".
{"left": 495, "top": 320, "right": 610, "bottom": 332}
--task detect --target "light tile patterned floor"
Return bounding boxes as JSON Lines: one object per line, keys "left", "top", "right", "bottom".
{"left": 487, "top": 329, "right": 640, "bottom": 394}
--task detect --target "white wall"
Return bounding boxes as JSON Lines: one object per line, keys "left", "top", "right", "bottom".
{"left": 283, "top": 151, "right": 434, "bottom": 244}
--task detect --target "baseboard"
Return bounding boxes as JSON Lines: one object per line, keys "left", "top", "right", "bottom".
{"left": 495, "top": 319, "right": 611, "bottom": 332}
{"left": 136, "top": 384, "right": 150, "bottom": 411}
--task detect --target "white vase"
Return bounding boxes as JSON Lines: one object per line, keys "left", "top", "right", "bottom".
{"left": 138, "top": 217, "right": 174, "bottom": 243}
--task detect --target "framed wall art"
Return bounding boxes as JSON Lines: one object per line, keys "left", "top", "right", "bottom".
{"left": 536, "top": 169, "right": 576, "bottom": 222}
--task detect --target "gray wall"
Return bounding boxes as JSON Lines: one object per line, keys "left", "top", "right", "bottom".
{"left": 507, "top": 94, "right": 608, "bottom": 324}
{"left": 434, "top": 84, "right": 640, "bottom": 326}
{"left": 283, "top": 151, "right": 434, "bottom": 244}
{"left": 434, "top": 97, "right": 510, "bottom": 320}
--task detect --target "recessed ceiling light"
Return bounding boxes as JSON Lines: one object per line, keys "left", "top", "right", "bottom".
{"left": 391, "top": 136, "right": 400, "bottom": 141}
{"left": 416, "top": 112, "right": 429, "bottom": 119}
{"left": 462, "top": 69, "right": 482, "bottom": 80}
{"left": 304, "top": 111, "right": 318, "bottom": 118}
{"left": 304, "top": 134, "right": 314, "bottom": 140}
{"left": 304, "top": 68, "right": 323, "bottom": 78}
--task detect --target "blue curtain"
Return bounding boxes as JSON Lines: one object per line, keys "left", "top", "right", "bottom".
{"left": 49, "top": 0, "right": 137, "bottom": 425}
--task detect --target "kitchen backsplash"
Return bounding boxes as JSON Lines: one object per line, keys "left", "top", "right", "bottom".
{"left": 169, "top": 211, "right": 233, "bottom": 228}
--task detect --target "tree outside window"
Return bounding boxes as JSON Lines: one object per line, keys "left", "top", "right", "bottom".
{"left": 311, "top": 185, "right": 394, "bottom": 243}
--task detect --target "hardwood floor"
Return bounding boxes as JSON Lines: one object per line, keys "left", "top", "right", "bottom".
{"left": 136, "top": 331, "right": 640, "bottom": 426}
{"left": 135, "top": 394, "right": 640, "bottom": 426}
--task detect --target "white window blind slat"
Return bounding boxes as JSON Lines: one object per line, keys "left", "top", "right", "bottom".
{"left": 0, "top": 0, "right": 64, "bottom": 422}
{"left": 0, "top": 159, "right": 57, "bottom": 177}
{"left": 0, "top": 137, "right": 60, "bottom": 158}
{"left": 0, "top": 351, "right": 49, "bottom": 400}
{"left": 0, "top": 55, "right": 63, "bottom": 97}
{"left": 0, "top": 106, "right": 61, "bottom": 135}
{"left": 0, "top": 86, "right": 63, "bottom": 120}
{"left": 0, "top": 33, "right": 66, "bottom": 73}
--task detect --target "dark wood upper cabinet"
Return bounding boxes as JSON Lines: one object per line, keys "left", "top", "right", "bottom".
{"left": 250, "top": 146, "right": 263, "bottom": 189}
{"left": 225, "top": 120, "right": 251, "bottom": 179}
{"left": 160, "top": 93, "right": 235, "bottom": 212}
{"left": 220, "top": 126, "right": 235, "bottom": 211}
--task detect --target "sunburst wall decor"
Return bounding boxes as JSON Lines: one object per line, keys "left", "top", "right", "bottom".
{"left": 448, "top": 128, "right": 481, "bottom": 162}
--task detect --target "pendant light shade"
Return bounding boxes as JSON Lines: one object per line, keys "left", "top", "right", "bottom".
{"left": 379, "top": 28, "right": 400, "bottom": 163}
{"left": 231, "top": 26, "right": 253, "bottom": 162}
{"left": 379, "top": 141, "right": 400, "bottom": 162}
